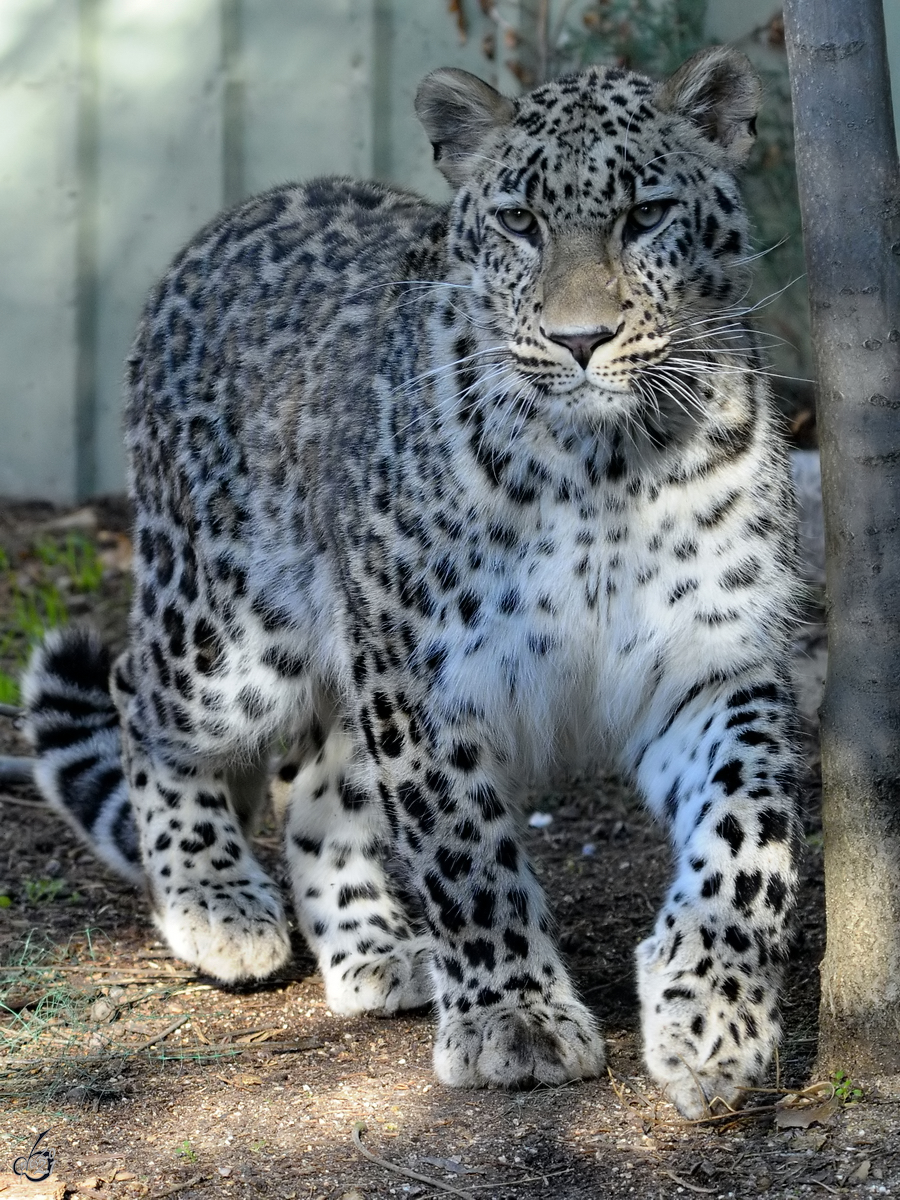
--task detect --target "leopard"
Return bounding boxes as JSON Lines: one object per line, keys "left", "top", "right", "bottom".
{"left": 23, "top": 45, "right": 802, "bottom": 1119}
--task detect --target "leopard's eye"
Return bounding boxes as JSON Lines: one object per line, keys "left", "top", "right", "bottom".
{"left": 624, "top": 200, "right": 671, "bottom": 237}
{"left": 497, "top": 208, "right": 539, "bottom": 238}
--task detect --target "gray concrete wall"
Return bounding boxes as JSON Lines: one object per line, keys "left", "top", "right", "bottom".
{"left": 0, "top": 0, "right": 897, "bottom": 501}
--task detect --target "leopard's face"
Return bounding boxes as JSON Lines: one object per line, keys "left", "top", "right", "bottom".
{"left": 418, "top": 54, "right": 758, "bottom": 437}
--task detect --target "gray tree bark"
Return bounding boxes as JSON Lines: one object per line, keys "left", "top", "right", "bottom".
{"left": 783, "top": 0, "right": 900, "bottom": 1075}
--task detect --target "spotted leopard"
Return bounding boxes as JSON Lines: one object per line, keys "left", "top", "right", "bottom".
{"left": 24, "top": 46, "right": 801, "bottom": 1117}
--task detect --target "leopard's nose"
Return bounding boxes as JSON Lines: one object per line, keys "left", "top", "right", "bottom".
{"left": 543, "top": 326, "right": 618, "bottom": 369}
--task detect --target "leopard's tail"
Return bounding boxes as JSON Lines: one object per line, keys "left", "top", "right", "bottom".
{"left": 22, "top": 628, "right": 143, "bottom": 884}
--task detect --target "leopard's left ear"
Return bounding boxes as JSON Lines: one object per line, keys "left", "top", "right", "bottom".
{"left": 657, "top": 46, "right": 760, "bottom": 165}
{"left": 415, "top": 69, "right": 516, "bottom": 187}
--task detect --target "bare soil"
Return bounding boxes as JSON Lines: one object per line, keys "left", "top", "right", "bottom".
{"left": 1, "top": 498, "right": 898, "bottom": 1200}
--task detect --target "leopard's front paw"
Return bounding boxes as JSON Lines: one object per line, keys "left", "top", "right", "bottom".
{"left": 636, "top": 927, "right": 780, "bottom": 1118}
{"left": 322, "top": 936, "right": 434, "bottom": 1016}
{"left": 434, "top": 998, "right": 604, "bottom": 1089}
{"left": 153, "top": 872, "right": 290, "bottom": 983}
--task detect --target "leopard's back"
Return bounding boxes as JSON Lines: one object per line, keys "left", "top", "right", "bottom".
{"left": 127, "top": 177, "right": 446, "bottom": 521}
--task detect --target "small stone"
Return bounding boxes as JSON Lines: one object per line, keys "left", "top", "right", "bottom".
{"left": 848, "top": 1160, "right": 870, "bottom": 1184}
{"left": 90, "top": 998, "right": 117, "bottom": 1023}
{"left": 527, "top": 812, "right": 553, "bottom": 828}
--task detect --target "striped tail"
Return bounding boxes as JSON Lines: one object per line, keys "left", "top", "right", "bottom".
{"left": 22, "top": 629, "right": 143, "bottom": 884}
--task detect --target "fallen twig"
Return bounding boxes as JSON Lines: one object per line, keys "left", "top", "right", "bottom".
{"left": 0, "top": 964, "right": 199, "bottom": 980}
{"left": 0, "top": 1034, "right": 322, "bottom": 1069}
{"left": 606, "top": 1066, "right": 656, "bottom": 1111}
{"left": 352, "top": 1121, "right": 474, "bottom": 1199}
{"left": 150, "top": 1173, "right": 205, "bottom": 1199}
{"left": 226, "top": 1024, "right": 284, "bottom": 1043}
{"left": 458, "top": 1168, "right": 575, "bottom": 1190}
{"left": 686, "top": 1102, "right": 782, "bottom": 1126}
{"left": 661, "top": 1168, "right": 716, "bottom": 1194}
{"left": 0, "top": 757, "right": 35, "bottom": 784}
{"left": 129, "top": 1014, "right": 190, "bottom": 1051}
{"left": 193, "top": 1036, "right": 321, "bottom": 1056}
{"left": 268, "top": 1038, "right": 325, "bottom": 1053}
{"left": 0, "top": 793, "right": 47, "bottom": 809}
{"left": 0, "top": 794, "right": 45, "bottom": 812}
{"left": 30, "top": 964, "right": 191, "bottom": 974}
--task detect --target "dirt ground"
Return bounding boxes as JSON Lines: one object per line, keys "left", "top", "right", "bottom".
{"left": 1, "top": 498, "right": 898, "bottom": 1200}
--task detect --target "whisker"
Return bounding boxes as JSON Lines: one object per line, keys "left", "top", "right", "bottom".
{"left": 395, "top": 346, "right": 503, "bottom": 394}
{"left": 339, "top": 279, "right": 476, "bottom": 310}
{"left": 388, "top": 354, "right": 508, "bottom": 437}
{"left": 731, "top": 236, "right": 790, "bottom": 267}
{"left": 639, "top": 367, "right": 706, "bottom": 419}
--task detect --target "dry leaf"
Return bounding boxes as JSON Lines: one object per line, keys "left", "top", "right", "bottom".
{"left": 791, "top": 1130, "right": 828, "bottom": 1152}
{"left": 418, "top": 1157, "right": 482, "bottom": 1176}
{"left": 447, "top": 0, "right": 467, "bottom": 42}
{"left": 235, "top": 1029, "right": 277, "bottom": 1044}
{"left": 97, "top": 532, "right": 132, "bottom": 574}
{"left": 775, "top": 1097, "right": 839, "bottom": 1129}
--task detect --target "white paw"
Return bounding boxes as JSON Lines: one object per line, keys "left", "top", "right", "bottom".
{"left": 154, "top": 876, "right": 290, "bottom": 983}
{"left": 322, "top": 937, "right": 433, "bottom": 1016}
{"left": 637, "top": 930, "right": 778, "bottom": 1118}
{"left": 434, "top": 999, "right": 605, "bottom": 1088}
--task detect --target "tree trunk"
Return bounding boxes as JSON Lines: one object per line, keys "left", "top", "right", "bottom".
{"left": 783, "top": 0, "right": 900, "bottom": 1076}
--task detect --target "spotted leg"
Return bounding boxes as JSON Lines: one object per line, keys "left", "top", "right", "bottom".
{"left": 362, "top": 696, "right": 604, "bottom": 1088}
{"left": 630, "top": 672, "right": 800, "bottom": 1118}
{"left": 281, "top": 724, "right": 433, "bottom": 1015}
{"left": 113, "top": 653, "right": 291, "bottom": 983}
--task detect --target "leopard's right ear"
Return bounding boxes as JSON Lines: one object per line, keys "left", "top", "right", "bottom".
{"left": 415, "top": 69, "right": 515, "bottom": 187}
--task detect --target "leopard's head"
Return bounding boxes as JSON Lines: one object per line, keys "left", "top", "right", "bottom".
{"left": 416, "top": 48, "right": 760, "bottom": 440}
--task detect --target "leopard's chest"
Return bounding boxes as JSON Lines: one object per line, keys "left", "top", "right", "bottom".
{"left": 364, "top": 446, "right": 768, "bottom": 763}
{"left": 382, "top": 481, "right": 727, "bottom": 758}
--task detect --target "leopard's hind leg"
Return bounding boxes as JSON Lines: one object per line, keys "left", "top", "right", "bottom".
{"left": 112, "top": 641, "right": 293, "bottom": 984}
{"left": 279, "top": 721, "right": 432, "bottom": 1015}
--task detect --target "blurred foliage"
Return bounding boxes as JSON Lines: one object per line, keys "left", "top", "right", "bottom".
{"left": 0, "top": 532, "right": 105, "bottom": 705}
{"left": 556, "top": 0, "right": 709, "bottom": 78}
